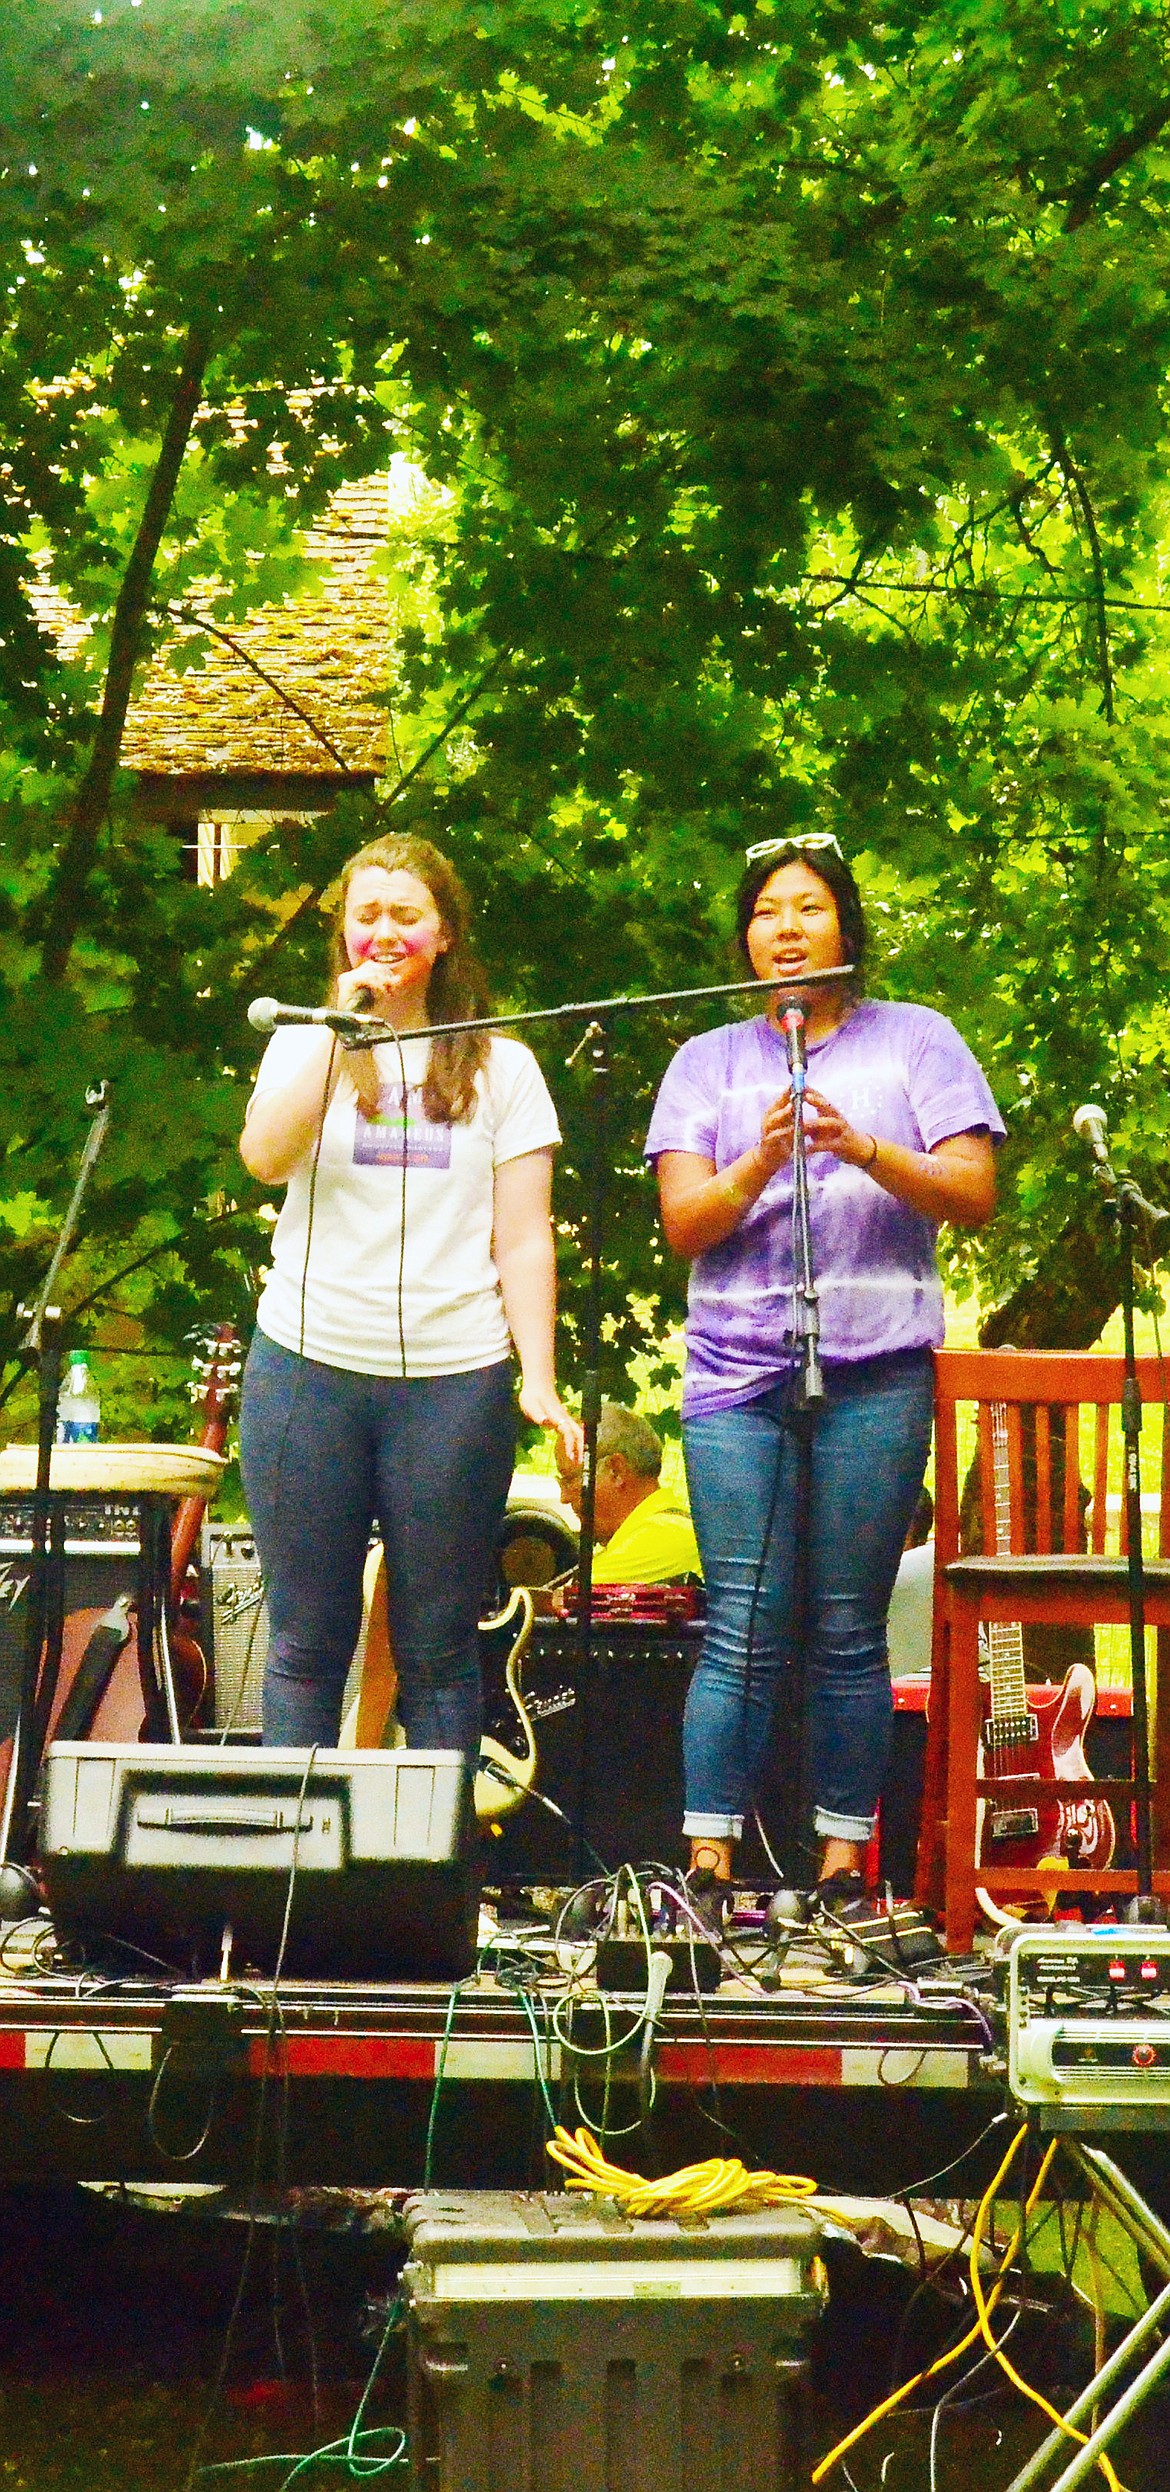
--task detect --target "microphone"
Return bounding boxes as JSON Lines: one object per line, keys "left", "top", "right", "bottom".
{"left": 247, "top": 991, "right": 379, "bottom": 1036}
{"left": 1072, "top": 1103, "right": 1113, "bottom": 1172}
{"left": 780, "top": 1003, "right": 807, "bottom": 1091}
{"left": 248, "top": 997, "right": 330, "bottom": 1034}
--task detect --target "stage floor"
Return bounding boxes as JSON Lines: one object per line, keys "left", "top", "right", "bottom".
{"left": 0, "top": 1895, "right": 1015, "bottom": 2194}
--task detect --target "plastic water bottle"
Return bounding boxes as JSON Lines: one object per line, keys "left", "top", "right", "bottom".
{"left": 56, "top": 1353, "right": 101, "bottom": 1444}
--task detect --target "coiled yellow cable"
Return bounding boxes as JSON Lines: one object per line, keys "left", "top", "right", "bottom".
{"left": 547, "top": 2123, "right": 817, "bottom": 2214}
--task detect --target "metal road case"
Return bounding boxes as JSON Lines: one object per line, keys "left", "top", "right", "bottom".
{"left": 40, "top": 1742, "right": 480, "bottom": 1980}
{"left": 402, "top": 2188, "right": 826, "bottom": 2492}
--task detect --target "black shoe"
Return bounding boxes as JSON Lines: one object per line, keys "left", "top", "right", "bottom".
{"left": 815, "top": 1877, "right": 942, "bottom": 1974}
{"left": 811, "top": 1868, "right": 868, "bottom": 1918}
{"left": 683, "top": 1865, "right": 729, "bottom": 1945}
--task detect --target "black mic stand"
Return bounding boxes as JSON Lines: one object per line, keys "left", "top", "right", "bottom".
{"left": 564, "top": 1016, "right": 610, "bottom": 1883}
{"left": 3, "top": 1081, "right": 111, "bottom": 1874}
{"left": 776, "top": 1006, "right": 827, "bottom": 1884}
{"left": 1096, "top": 1151, "right": 1170, "bottom": 1924}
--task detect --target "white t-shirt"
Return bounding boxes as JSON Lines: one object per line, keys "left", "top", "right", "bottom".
{"left": 251, "top": 1028, "right": 561, "bottom": 1377}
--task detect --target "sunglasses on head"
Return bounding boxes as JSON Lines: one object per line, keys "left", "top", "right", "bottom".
{"left": 744, "top": 832, "right": 844, "bottom": 865}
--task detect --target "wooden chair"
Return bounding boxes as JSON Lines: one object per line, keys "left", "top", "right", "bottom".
{"left": 914, "top": 1349, "right": 1170, "bottom": 1951}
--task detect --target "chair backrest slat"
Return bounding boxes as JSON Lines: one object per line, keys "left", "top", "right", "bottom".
{"left": 1034, "top": 1405, "right": 1052, "bottom": 1554}
{"left": 1063, "top": 1405, "right": 1082, "bottom": 1554}
{"left": 1092, "top": 1406, "right": 1110, "bottom": 1555}
{"left": 934, "top": 1387, "right": 961, "bottom": 1568}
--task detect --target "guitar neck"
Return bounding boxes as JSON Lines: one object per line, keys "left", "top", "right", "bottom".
{"left": 169, "top": 1327, "right": 240, "bottom": 1602}
{"left": 987, "top": 1403, "right": 1027, "bottom": 1725}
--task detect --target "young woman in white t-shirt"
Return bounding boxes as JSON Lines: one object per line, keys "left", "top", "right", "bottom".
{"left": 238, "top": 834, "right": 581, "bottom": 1758}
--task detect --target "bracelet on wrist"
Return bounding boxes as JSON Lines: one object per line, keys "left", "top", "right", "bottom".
{"left": 862, "top": 1133, "right": 879, "bottom": 1169}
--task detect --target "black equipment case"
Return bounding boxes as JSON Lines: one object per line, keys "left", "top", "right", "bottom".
{"left": 402, "top": 2188, "right": 826, "bottom": 2492}
{"left": 39, "top": 1743, "right": 479, "bottom": 1980}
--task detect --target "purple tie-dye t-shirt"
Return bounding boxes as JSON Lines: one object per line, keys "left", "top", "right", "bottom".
{"left": 644, "top": 1001, "right": 1004, "bottom": 1416}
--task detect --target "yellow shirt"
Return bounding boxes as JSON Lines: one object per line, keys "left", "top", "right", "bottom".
{"left": 593, "top": 1485, "right": 703, "bottom": 1586}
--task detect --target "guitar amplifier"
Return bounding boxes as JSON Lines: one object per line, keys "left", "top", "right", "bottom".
{"left": 40, "top": 1742, "right": 480, "bottom": 1980}
{"left": 201, "top": 1524, "right": 268, "bottom": 1733}
{"left": 0, "top": 1506, "right": 141, "bottom": 1747}
{"left": 479, "top": 1620, "right": 807, "bottom": 1883}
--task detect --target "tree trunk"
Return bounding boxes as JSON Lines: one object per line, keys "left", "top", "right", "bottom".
{"left": 41, "top": 319, "right": 213, "bottom": 982}
{"left": 980, "top": 1205, "right": 1122, "bottom": 1350}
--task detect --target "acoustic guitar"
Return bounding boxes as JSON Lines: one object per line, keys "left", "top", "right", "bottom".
{"left": 0, "top": 1327, "right": 240, "bottom": 1859}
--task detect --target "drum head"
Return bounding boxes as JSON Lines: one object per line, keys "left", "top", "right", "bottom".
{"left": 495, "top": 1501, "right": 579, "bottom": 1599}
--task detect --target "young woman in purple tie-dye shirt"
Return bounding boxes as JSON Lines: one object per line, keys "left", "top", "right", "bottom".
{"left": 645, "top": 836, "right": 1004, "bottom": 1903}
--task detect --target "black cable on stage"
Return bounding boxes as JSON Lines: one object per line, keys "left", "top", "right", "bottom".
{"left": 735, "top": 1385, "right": 791, "bottom": 1874}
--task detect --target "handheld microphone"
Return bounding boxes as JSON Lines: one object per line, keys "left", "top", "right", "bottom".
{"left": 1072, "top": 1103, "right": 1112, "bottom": 1172}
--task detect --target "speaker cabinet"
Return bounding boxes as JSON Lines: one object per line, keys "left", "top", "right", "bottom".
{"left": 0, "top": 1509, "right": 141, "bottom": 1749}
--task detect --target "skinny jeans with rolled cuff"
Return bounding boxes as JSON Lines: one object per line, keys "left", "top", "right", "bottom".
{"left": 239, "top": 1329, "right": 516, "bottom": 1760}
{"left": 681, "top": 1350, "right": 934, "bottom": 1845}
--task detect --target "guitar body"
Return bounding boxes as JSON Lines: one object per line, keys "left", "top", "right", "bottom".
{"left": 977, "top": 1663, "right": 1117, "bottom": 1874}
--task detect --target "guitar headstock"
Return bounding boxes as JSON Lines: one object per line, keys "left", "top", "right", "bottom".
{"left": 186, "top": 1324, "right": 243, "bottom": 1440}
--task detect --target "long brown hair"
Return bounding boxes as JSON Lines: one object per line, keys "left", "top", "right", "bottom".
{"left": 329, "top": 835, "right": 490, "bottom": 1123}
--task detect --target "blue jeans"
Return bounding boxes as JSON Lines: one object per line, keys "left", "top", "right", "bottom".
{"left": 239, "top": 1330, "right": 515, "bottom": 1758}
{"left": 682, "top": 1352, "right": 934, "bottom": 1842}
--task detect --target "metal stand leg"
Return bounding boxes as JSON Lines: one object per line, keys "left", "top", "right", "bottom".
{"left": 1004, "top": 2143, "right": 1170, "bottom": 2492}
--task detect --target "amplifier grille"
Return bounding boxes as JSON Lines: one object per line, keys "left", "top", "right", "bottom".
{"left": 202, "top": 1525, "right": 268, "bottom": 1734}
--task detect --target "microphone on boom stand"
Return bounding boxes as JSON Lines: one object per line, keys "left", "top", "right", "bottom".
{"left": 247, "top": 990, "right": 382, "bottom": 1039}
{"left": 780, "top": 1003, "right": 807, "bottom": 1089}
{"left": 1072, "top": 1102, "right": 1115, "bottom": 1180}
{"left": 1070, "top": 1097, "right": 1170, "bottom": 1923}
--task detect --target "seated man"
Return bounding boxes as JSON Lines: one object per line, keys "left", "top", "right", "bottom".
{"left": 556, "top": 1402, "right": 701, "bottom": 1585}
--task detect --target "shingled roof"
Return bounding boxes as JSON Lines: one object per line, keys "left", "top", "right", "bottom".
{"left": 121, "top": 473, "right": 395, "bottom": 789}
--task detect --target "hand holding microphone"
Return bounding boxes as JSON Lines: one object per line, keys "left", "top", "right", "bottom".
{"left": 247, "top": 971, "right": 389, "bottom": 1038}
{"left": 336, "top": 965, "right": 386, "bottom": 1015}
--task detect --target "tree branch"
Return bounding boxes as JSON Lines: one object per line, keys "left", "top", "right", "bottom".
{"left": 1064, "top": 96, "right": 1170, "bottom": 230}
{"left": 1051, "top": 433, "right": 1114, "bottom": 723}
{"left": 236, "top": 650, "right": 509, "bottom": 984}
{"left": 165, "top": 600, "right": 359, "bottom": 774}
{"left": 981, "top": 1207, "right": 1122, "bottom": 1350}
{"left": 40, "top": 319, "right": 214, "bottom": 982}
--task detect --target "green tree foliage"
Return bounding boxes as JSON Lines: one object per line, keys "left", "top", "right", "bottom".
{"left": 3, "top": 0, "right": 1170, "bottom": 1438}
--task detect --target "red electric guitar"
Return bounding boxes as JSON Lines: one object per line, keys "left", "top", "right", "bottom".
{"left": 976, "top": 1401, "right": 1115, "bottom": 1915}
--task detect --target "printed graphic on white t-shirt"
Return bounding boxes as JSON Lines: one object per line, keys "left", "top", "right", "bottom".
{"left": 354, "top": 1082, "right": 453, "bottom": 1169}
